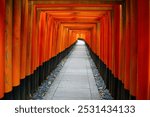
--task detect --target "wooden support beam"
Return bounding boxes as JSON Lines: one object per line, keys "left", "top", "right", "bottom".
{"left": 20, "top": 0, "right": 28, "bottom": 79}
{"left": 136, "top": 0, "right": 149, "bottom": 100}
{"left": 12, "top": 0, "right": 21, "bottom": 87}
{"left": 0, "top": 0, "right": 5, "bottom": 99}
{"left": 20, "top": 0, "right": 28, "bottom": 99}
{"left": 5, "top": 0, "right": 13, "bottom": 95}
{"left": 29, "top": 0, "right": 124, "bottom": 5}
{"left": 129, "top": 0, "right": 137, "bottom": 99}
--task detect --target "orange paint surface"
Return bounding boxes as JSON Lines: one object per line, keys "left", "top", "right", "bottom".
{"left": 0, "top": 0, "right": 5, "bottom": 98}
{"left": 20, "top": 0, "right": 28, "bottom": 79}
{"left": 12, "top": 0, "right": 21, "bottom": 86}
{"left": 5, "top": 0, "right": 13, "bottom": 93}
{"left": 136, "top": 0, "right": 149, "bottom": 99}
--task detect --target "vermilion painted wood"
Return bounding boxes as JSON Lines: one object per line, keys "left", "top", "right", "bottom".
{"left": 149, "top": 31, "right": 150, "bottom": 99}
{"left": 118, "top": 5, "right": 125, "bottom": 83}
{"left": 46, "top": 16, "right": 50, "bottom": 60}
{"left": 51, "top": 21, "right": 58, "bottom": 57}
{"left": 129, "top": 0, "right": 138, "bottom": 97}
{"left": 124, "top": 0, "right": 130, "bottom": 91}
{"left": 104, "top": 14, "right": 109, "bottom": 66}
{"left": 31, "top": 6, "right": 36, "bottom": 74}
{"left": 26, "top": 3, "right": 32, "bottom": 76}
{"left": 12, "top": 0, "right": 21, "bottom": 86}
{"left": 39, "top": 12, "right": 46, "bottom": 66}
{"left": 20, "top": 0, "right": 28, "bottom": 79}
{"left": 55, "top": 21, "right": 59, "bottom": 55}
{"left": 34, "top": 4, "right": 113, "bottom": 8}
{"left": 93, "top": 26, "right": 97, "bottom": 54}
{"left": 50, "top": 18, "right": 55, "bottom": 57}
{"left": 58, "top": 24, "right": 64, "bottom": 53}
{"left": 96, "top": 23, "right": 100, "bottom": 58}
{"left": 108, "top": 12, "right": 112, "bottom": 71}
{"left": 136, "top": 0, "right": 149, "bottom": 100}
{"left": 31, "top": 6, "right": 38, "bottom": 73}
{"left": 65, "top": 28, "right": 69, "bottom": 48}
{"left": 0, "top": 0, "right": 5, "bottom": 98}
{"left": 47, "top": 16, "right": 53, "bottom": 59}
{"left": 43, "top": 12, "right": 48, "bottom": 63}
{"left": 36, "top": 12, "right": 40, "bottom": 70}
{"left": 149, "top": 2, "right": 150, "bottom": 99}
{"left": 45, "top": 18, "right": 50, "bottom": 62}
{"left": 100, "top": 18, "right": 104, "bottom": 62}
{"left": 113, "top": 5, "right": 120, "bottom": 79}
{"left": 5, "top": 0, "right": 13, "bottom": 93}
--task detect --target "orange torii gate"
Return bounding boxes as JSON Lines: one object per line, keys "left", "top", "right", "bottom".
{"left": 0, "top": 0, "right": 149, "bottom": 100}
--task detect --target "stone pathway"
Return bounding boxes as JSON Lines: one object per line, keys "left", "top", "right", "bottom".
{"left": 43, "top": 40, "right": 100, "bottom": 100}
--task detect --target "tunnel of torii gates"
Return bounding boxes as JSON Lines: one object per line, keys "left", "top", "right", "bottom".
{"left": 0, "top": 0, "right": 149, "bottom": 100}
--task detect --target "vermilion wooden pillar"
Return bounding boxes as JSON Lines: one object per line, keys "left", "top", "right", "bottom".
{"left": 96, "top": 23, "right": 100, "bottom": 57}
{"left": 26, "top": 2, "right": 32, "bottom": 80}
{"left": 108, "top": 12, "right": 112, "bottom": 73}
{"left": 31, "top": 6, "right": 39, "bottom": 95}
{"left": 12, "top": 0, "right": 21, "bottom": 99}
{"left": 149, "top": 26, "right": 150, "bottom": 99}
{"left": 35, "top": 9, "right": 40, "bottom": 81}
{"left": 48, "top": 16, "right": 53, "bottom": 59}
{"left": 118, "top": 5, "right": 123, "bottom": 80}
{"left": 31, "top": 6, "right": 36, "bottom": 75}
{"left": 148, "top": 1, "right": 150, "bottom": 99}
{"left": 20, "top": 0, "right": 28, "bottom": 99}
{"left": 51, "top": 21, "right": 58, "bottom": 57}
{"left": 136, "top": 0, "right": 149, "bottom": 100}
{"left": 38, "top": 12, "right": 46, "bottom": 83}
{"left": 45, "top": 20, "right": 49, "bottom": 62}
{"left": 39, "top": 12, "right": 46, "bottom": 67}
{"left": 64, "top": 26, "right": 67, "bottom": 50}
{"left": 118, "top": 4, "right": 126, "bottom": 99}
{"left": 129, "top": 0, "right": 137, "bottom": 99}
{"left": 124, "top": 0, "right": 130, "bottom": 99}
{"left": 25, "top": 1, "right": 33, "bottom": 99}
{"left": 113, "top": 5, "right": 120, "bottom": 82}
{"left": 107, "top": 12, "right": 113, "bottom": 96}
{"left": 47, "top": 16, "right": 51, "bottom": 59}
{"left": 149, "top": 2, "right": 150, "bottom": 99}
{"left": 111, "top": 5, "right": 121, "bottom": 99}
{"left": 65, "top": 28, "right": 69, "bottom": 49}
{"left": 49, "top": 20, "right": 55, "bottom": 58}
{"left": 100, "top": 17, "right": 104, "bottom": 64}
{"left": 62, "top": 26, "right": 65, "bottom": 51}
{"left": 92, "top": 26, "right": 97, "bottom": 54}
{"left": 5, "top": 0, "right": 13, "bottom": 99}
{"left": 55, "top": 21, "right": 60, "bottom": 55}
{"left": 68, "top": 30, "right": 72, "bottom": 48}
{"left": 104, "top": 14, "right": 109, "bottom": 67}
{"left": 20, "top": 0, "right": 28, "bottom": 79}
{"left": 0, "top": 0, "right": 5, "bottom": 99}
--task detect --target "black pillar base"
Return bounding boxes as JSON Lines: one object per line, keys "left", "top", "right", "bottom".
{"left": 130, "top": 95, "right": 136, "bottom": 100}
{"left": 4, "top": 91, "right": 13, "bottom": 100}
{"left": 12, "top": 86, "right": 20, "bottom": 100}
{"left": 20, "top": 78, "right": 26, "bottom": 100}
{"left": 25, "top": 75, "right": 31, "bottom": 100}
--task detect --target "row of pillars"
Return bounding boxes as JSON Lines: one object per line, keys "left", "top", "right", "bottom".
{"left": 0, "top": 0, "right": 77, "bottom": 99}
{"left": 0, "top": 0, "right": 149, "bottom": 100}
{"left": 84, "top": 0, "right": 150, "bottom": 100}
